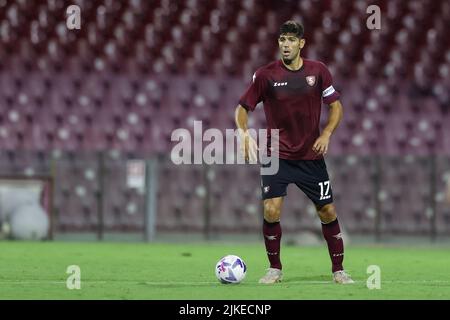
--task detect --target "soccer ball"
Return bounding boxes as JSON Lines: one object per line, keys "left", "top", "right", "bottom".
{"left": 215, "top": 255, "right": 247, "bottom": 284}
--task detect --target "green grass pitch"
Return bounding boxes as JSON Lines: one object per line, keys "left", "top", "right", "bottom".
{"left": 0, "top": 241, "right": 449, "bottom": 299}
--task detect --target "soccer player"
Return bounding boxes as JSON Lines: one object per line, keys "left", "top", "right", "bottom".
{"left": 235, "top": 21, "right": 353, "bottom": 284}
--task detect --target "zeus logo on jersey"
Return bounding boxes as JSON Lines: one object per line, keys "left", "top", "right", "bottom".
{"left": 273, "top": 82, "right": 288, "bottom": 87}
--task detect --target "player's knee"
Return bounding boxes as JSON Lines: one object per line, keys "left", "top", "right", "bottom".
{"left": 263, "top": 203, "right": 281, "bottom": 223}
{"left": 317, "top": 204, "right": 337, "bottom": 223}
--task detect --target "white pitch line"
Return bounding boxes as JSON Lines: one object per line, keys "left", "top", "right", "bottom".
{"left": 0, "top": 280, "right": 450, "bottom": 285}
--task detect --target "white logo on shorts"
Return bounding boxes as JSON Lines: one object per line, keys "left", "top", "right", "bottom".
{"left": 263, "top": 186, "right": 270, "bottom": 193}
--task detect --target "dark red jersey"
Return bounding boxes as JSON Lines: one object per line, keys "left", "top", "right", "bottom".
{"left": 239, "top": 59, "right": 340, "bottom": 160}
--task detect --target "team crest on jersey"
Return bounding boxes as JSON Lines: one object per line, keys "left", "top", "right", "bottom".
{"left": 306, "top": 76, "right": 316, "bottom": 86}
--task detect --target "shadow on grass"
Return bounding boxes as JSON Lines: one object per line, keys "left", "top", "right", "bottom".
{"left": 284, "top": 275, "right": 331, "bottom": 283}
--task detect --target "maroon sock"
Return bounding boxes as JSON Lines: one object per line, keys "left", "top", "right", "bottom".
{"left": 321, "top": 218, "right": 344, "bottom": 273}
{"left": 263, "top": 219, "right": 282, "bottom": 270}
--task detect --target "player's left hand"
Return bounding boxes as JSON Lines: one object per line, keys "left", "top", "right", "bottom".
{"left": 312, "top": 133, "right": 330, "bottom": 155}
{"left": 446, "top": 182, "right": 450, "bottom": 204}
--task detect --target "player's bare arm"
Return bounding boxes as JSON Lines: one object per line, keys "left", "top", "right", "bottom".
{"left": 235, "top": 105, "right": 258, "bottom": 162}
{"left": 446, "top": 178, "right": 450, "bottom": 204}
{"left": 312, "top": 100, "right": 343, "bottom": 155}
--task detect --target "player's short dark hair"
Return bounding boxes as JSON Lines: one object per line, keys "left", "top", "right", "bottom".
{"left": 279, "top": 21, "right": 304, "bottom": 39}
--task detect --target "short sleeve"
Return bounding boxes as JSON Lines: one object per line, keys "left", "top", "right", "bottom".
{"left": 238, "top": 70, "right": 268, "bottom": 112}
{"left": 319, "top": 62, "right": 340, "bottom": 105}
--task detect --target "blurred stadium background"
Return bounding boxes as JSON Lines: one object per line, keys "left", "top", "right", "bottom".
{"left": 0, "top": 0, "right": 449, "bottom": 244}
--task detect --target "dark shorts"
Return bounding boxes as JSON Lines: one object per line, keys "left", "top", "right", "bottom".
{"left": 261, "top": 158, "right": 333, "bottom": 206}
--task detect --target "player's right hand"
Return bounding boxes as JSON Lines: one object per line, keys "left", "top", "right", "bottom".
{"left": 238, "top": 130, "right": 258, "bottom": 163}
